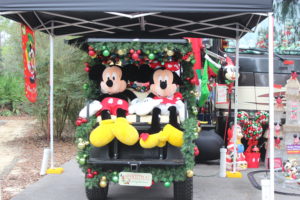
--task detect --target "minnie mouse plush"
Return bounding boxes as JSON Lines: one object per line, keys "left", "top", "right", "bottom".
{"left": 79, "top": 64, "right": 139, "bottom": 147}
{"left": 129, "top": 67, "right": 185, "bottom": 148}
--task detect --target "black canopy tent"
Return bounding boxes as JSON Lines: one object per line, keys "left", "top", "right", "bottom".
{"left": 0, "top": 0, "right": 273, "bottom": 39}
{"left": 0, "top": 0, "right": 276, "bottom": 198}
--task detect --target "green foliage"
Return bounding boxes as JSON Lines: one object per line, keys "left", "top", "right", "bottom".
{"left": 75, "top": 42, "right": 198, "bottom": 188}
{"left": 0, "top": 17, "right": 88, "bottom": 138}
{"left": 26, "top": 32, "right": 88, "bottom": 139}
{"left": 0, "top": 73, "right": 25, "bottom": 115}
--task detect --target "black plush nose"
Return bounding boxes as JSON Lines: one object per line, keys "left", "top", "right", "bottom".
{"left": 106, "top": 79, "right": 113, "bottom": 87}
{"left": 160, "top": 80, "right": 167, "bottom": 89}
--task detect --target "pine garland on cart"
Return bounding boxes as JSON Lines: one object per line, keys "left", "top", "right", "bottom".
{"left": 75, "top": 41, "right": 199, "bottom": 189}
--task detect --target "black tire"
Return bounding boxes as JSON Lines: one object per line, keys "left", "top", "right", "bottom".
{"left": 173, "top": 177, "right": 193, "bottom": 200}
{"left": 85, "top": 182, "right": 109, "bottom": 200}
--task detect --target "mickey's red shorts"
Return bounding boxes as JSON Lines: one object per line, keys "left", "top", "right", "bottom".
{"left": 101, "top": 97, "right": 129, "bottom": 115}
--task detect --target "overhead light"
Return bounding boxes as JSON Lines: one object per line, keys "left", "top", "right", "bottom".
{"left": 106, "top": 12, "right": 158, "bottom": 19}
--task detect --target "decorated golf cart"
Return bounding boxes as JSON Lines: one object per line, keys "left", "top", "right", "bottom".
{"left": 0, "top": 0, "right": 274, "bottom": 199}
{"left": 75, "top": 41, "right": 198, "bottom": 200}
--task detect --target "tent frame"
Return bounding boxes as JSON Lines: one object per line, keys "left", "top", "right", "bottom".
{"left": 0, "top": 8, "right": 275, "bottom": 199}
{"left": 1, "top": 11, "right": 266, "bottom": 39}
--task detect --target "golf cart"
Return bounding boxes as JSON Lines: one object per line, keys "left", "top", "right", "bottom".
{"left": 0, "top": 0, "right": 273, "bottom": 199}
{"left": 75, "top": 40, "right": 197, "bottom": 200}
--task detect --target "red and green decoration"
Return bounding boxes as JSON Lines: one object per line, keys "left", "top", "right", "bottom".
{"left": 237, "top": 111, "right": 250, "bottom": 125}
{"left": 76, "top": 41, "right": 198, "bottom": 189}
{"left": 243, "top": 120, "right": 263, "bottom": 153}
{"left": 254, "top": 111, "right": 269, "bottom": 126}
{"left": 85, "top": 42, "right": 195, "bottom": 71}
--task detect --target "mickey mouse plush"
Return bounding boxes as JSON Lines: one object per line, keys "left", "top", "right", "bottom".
{"left": 218, "top": 56, "right": 238, "bottom": 84}
{"left": 79, "top": 64, "right": 139, "bottom": 147}
{"left": 129, "top": 67, "right": 185, "bottom": 148}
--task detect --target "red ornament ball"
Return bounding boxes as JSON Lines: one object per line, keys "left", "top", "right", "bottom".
{"left": 136, "top": 49, "right": 142, "bottom": 54}
{"left": 88, "top": 50, "right": 96, "bottom": 57}
{"left": 87, "top": 173, "right": 94, "bottom": 179}
{"left": 88, "top": 46, "right": 94, "bottom": 51}
{"left": 93, "top": 171, "right": 99, "bottom": 175}
{"left": 194, "top": 146, "right": 200, "bottom": 156}
{"left": 84, "top": 67, "right": 90, "bottom": 72}
{"left": 129, "top": 49, "right": 135, "bottom": 54}
{"left": 75, "top": 119, "right": 82, "bottom": 126}
{"left": 132, "top": 53, "right": 139, "bottom": 61}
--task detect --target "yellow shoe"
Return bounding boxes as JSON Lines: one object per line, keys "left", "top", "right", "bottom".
{"left": 161, "top": 124, "right": 184, "bottom": 147}
{"left": 139, "top": 132, "right": 166, "bottom": 148}
{"left": 112, "top": 117, "right": 139, "bottom": 146}
{"left": 157, "top": 140, "right": 167, "bottom": 148}
{"left": 89, "top": 119, "right": 115, "bottom": 147}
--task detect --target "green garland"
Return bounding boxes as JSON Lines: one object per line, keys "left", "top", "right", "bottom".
{"left": 75, "top": 42, "right": 198, "bottom": 189}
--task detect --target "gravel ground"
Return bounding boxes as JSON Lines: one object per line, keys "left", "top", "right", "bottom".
{"left": 0, "top": 118, "right": 76, "bottom": 200}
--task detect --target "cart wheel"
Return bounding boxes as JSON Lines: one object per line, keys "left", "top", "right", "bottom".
{"left": 85, "top": 182, "right": 109, "bottom": 200}
{"left": 173, "top": 177, "right": 193, "bottom": 200}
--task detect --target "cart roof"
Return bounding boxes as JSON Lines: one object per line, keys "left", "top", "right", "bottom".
{"left": 0, "top": 0, "right": 273, "bottom": 39}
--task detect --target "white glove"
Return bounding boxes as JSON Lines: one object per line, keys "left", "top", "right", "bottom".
{"left": 132, "top": 97, "right": 163, "bottom": 116}
{"left": 79, "top": 100, "right": 102, "bottom": 118}
{"left": 128, "top": 98, "right": 141, "bottom": 114}
{"left": 175, "top": 100, "right": 185, "bottom": 122}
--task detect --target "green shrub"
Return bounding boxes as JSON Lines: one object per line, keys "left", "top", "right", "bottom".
{"left": 24, "top": 33, "right": 88, "bottom": 139}
{"left": 0, "top": 74, "right": 25, "bottom": 115}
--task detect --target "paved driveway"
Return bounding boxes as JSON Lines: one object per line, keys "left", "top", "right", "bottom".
{"left": 11, "top": 160, "right": 299, "bottom": 200}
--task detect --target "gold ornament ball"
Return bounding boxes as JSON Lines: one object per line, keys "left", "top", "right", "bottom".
{"left": 167, "top": 50, "right": 174, "bottom": 56}
{"left": 197, "top": 127, "right": 202, "bottom": 132}
{"left": 77, "top": 142, "right": 86, "bottom": 150}
{"left": 101, "top": 176, "right": 107, "bottom": 181}
{"left": 99, "top": 180, "right": 107, "bottom": 188}
{"left": 194, "top": 132, "right": 199, "bottom": 137}
{"left": 187, "top": 170, "right": 194, "bottom": 178}
{"left": 194, "top": 92, "right": 200, "bottom": 97}
{"left": 117, "top": 49, "right": 125, "bottom": 55}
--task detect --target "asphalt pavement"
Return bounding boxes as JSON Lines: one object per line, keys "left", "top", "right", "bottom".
{"left": 11, "top": 159, "right": 299, "bottom": 200}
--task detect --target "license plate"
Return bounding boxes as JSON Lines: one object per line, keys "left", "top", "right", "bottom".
{"left": 119, "top": 172, "right": 152, "bottom": 187}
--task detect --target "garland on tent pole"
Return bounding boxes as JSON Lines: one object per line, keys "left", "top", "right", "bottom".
{"left": 75, "top": 41, "right": 198, "bottom": 189}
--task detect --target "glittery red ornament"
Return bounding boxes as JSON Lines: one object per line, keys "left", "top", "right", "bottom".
{"left": 132, "top": 53, "right": 139, "bottom": 61}
{"left": 84, "top": 67, "right": 90, "bottom": 72}
{"left": 88, "top": 50, "right": 96, "bottom": 57}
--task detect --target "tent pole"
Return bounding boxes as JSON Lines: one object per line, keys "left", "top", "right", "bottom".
{"left": 268, "top": 12, "right": 275, "bottom": 200}
{"left": 232, "top": 26, "right": 240, "bottom": 173}
{"left": 49, "top": 32, "right": 54, "bottom": 169}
